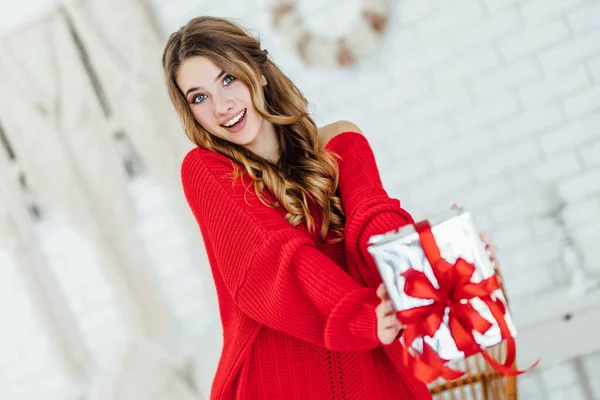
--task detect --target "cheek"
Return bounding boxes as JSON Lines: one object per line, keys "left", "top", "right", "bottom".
{"left": 190, "top": 106, "right": 213, "bottom": 127}
{"left": 233, "top": 83, "right": 254, "bottom": 105}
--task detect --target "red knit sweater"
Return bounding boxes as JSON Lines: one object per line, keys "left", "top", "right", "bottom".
{"left": 181, "top": 132, "right": 431, "bottom": 399}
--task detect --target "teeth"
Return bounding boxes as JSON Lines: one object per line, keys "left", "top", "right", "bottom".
{"left": 223, "top": 109, "right": 246, "bottom": 127}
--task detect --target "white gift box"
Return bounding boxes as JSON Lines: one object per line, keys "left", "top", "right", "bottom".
{"left": 367, "top": 208, "right": 517, "bottom": 362}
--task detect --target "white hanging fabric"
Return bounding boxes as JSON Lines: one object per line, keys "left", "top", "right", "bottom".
{"left": 0, "top": 0, "right": 222, "bottom": 395}
{"left": 0, "top": 3, "right": 173, "bottom": 343}
{"left": 0, "top": 153, "right": 92, "bottom": 380}
{"left": 62, "top": 0, "right": 218, "bottom": 315}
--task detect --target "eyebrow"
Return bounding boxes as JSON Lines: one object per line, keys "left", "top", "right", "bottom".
{"left": 185, "top": 70, "right": 227, "bottom": 98}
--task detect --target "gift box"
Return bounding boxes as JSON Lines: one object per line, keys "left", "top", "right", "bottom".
{"left": 367, "top": 208, "right": 523, "bottom": 383}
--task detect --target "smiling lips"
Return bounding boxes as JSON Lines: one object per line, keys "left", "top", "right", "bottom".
{"left": 221, "top": 109, "right": 247, "bottom": 128}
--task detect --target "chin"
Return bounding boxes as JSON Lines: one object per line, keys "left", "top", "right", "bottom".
{"left": 226, "top": 119, "right": 261, "bottom": 147}
{"left": 239, "top": 133, "right": 261, "bottom": 149}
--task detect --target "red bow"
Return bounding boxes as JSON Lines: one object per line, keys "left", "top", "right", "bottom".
{"left": 395, "top": 221, "right": 537, "bottom": 383}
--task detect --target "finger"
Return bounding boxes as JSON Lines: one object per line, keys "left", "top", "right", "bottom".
{"left": 382, "top": 300, "right": 395, "bottom": 315}
{"left": 383, "top": 318, "right": 403, "bottom": 331}
{"left": 396, "top": 320, "right": 405, "bottom": 331}
{"left": 382, "top": 315, "right": 400, "bottom": 329}
{"left": 480, "top": 232, "right": 491, "bottom": 245}
{"left": 383, "top": 327, "right": 400, "bottom": 341}
{"left": 391, "top": 320, "right": 404, "bottom": 332}
{"left": 487, "top": 244, "right": 498, "bottom": 256}
{"left": 377, "top": 285, "right": 391, "bottom": 302}
{"left": 381, "top": 322, "right": 404, "bottom": 344}
{"left": 376, "top": 300, "right": 394, "bottom": 318}
{"left": 376, "top": 283, "right": 386, "bottom": 299}
{"left": 381, "top": 288, "right": 390, "bottom": 302}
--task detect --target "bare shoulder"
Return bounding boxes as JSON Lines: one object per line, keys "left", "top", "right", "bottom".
{"left": 318, "top": 120, "right": 363, "bottom": 146}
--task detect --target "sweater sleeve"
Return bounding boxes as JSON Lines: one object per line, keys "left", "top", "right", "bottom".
{"left": 181, "top": 148, "right": 381, "bottom": 351}
{"left": 326, "top": 131, "right": 415, "bottom": 289}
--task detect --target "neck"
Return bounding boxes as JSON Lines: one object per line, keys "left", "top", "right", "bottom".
{"left": 246, "top": 119, "right": 280, "bottom": 164}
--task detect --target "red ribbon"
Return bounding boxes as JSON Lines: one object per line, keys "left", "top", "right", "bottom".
{"left": 396, "top": 221, "right": 538, "bottom": 383}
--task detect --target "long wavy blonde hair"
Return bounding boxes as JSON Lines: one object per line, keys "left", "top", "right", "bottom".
{"left": 162, "top": 16, "right": 345, "bottom": 242}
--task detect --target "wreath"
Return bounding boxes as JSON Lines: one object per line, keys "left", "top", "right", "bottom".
{"left": 271, "top": 0, "right": 389, "bottom": 67}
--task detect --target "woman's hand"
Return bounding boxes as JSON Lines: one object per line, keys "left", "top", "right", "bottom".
{"left": 375, "top": 283, "right": 403, "bottom": 345}
{"left": 480, "top": 232, "right": 499, "bottom": 270}
{"left": 480, "top": 232, "right": 503, "bottom": 287}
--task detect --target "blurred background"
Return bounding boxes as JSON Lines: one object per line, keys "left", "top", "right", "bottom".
{"left": 0, "top": 0, "right": 599, "bottom": 399}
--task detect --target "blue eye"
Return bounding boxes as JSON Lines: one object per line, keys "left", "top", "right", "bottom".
{"left": 192, "top": 93, "right": 207, "bottom": 104}
{"left": 223, "top": 75, "right": 236, "bottom": 85}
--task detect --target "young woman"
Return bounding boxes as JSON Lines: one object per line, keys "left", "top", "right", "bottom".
{"left": 162, "top": 16, "right": 498, "bottom": 400}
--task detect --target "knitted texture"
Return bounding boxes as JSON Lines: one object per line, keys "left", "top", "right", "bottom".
{"left": 181, "top": 131, "right": 432, "bottom": 399}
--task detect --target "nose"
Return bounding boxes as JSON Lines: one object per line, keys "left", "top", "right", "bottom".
{"left": 214, "top": 94, "right": 234, "bottom": 117}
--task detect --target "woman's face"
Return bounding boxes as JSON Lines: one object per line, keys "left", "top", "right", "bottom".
{"left": 176, "top": 56, "right": 267, "bottom": 148}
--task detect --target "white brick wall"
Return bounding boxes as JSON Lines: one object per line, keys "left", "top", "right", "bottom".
{"left": 540, "top": 113, "right": 600, "bottom": 153}
{"left": 498, "top": 19, "right": 571, "bottom": 59}
{"left": 539, "top": 30, "right": 600, "bottom": 71}
{"left": 519, "top": 0, "right": 589, "bottom": 25}
{"left": 415, "top": 0, "right": 485, "bottom": 41}
{"left": 581, "top": 140, "right": 600, "bottom": 167}
{"left": 2, "top": 0, "right": 600, "bottom": 398}
{"left": 518, "top": 65, "right": 590, "bottom": 108}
